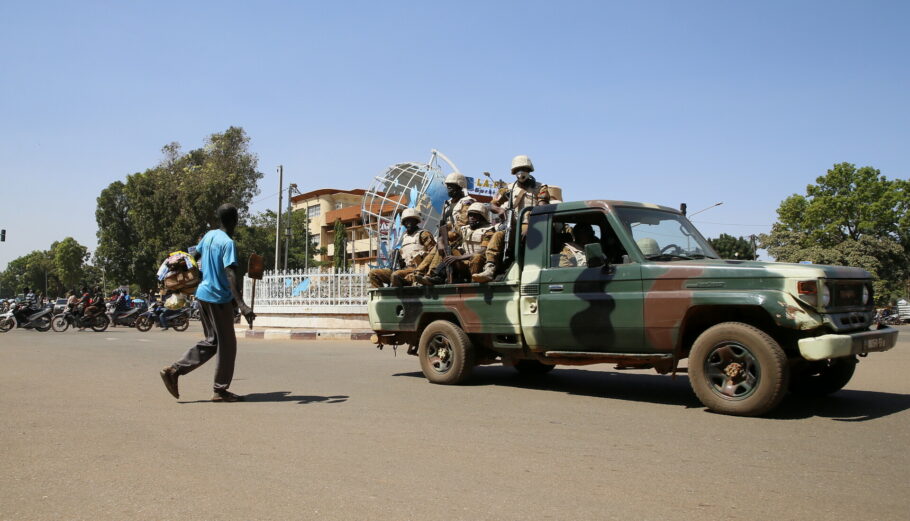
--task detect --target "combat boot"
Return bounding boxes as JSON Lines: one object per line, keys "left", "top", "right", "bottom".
{"left": 472, "top": 263, "right": 497, "bottom": 283}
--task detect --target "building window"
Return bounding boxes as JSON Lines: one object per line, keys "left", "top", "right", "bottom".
{"left": 307, "top": 205, "right": 321, "bottom": 218}
{"left": 335, "top": 201, "right": 345, "bottom": 210}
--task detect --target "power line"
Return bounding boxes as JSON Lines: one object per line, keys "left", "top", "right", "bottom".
{"left": 691, "top": 220, "right": 772, "bottom": 228}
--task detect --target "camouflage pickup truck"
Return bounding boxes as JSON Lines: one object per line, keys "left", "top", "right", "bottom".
{"left": 369, "top": 200, "right": 898, "bottom": 416}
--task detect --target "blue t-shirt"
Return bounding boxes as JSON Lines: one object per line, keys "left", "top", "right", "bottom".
{"left": 194, "top": 229, "right": 238, "bottom": 304}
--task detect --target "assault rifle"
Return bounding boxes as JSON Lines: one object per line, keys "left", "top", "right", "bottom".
{"left": 437, "top": 223, "right": 454, "bottom": 284}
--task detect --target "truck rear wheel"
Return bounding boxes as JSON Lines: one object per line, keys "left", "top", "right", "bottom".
{"left": 689, "top": 322, "right": 788, "bottom": 416}
{"left": 789, "top": 357, "right": 856, "bottom": 396}
{"left": 418, "top": 320, "right": 474, "bottom": 385}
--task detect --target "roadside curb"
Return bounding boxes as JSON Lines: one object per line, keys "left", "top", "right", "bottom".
{"left": 235, "top": 328, "right": 373, "bottom": 341}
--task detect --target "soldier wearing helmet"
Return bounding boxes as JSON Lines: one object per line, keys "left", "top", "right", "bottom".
{"left": 368, "top": 208, "right": 435, "bottom": 288}
{"left": 558, "top": 223, "right": 597, "bottom": 268}
{"left": 414, "top": 171, "right": 476, "bottom": 279}
{"left": 420, "top": 202, "right": 505, "bottom": 284}
{"left": 491, "top": 155, "right": 551, "bottom": 233}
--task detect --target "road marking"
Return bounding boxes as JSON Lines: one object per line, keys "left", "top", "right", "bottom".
{"left": 105, "top": 337, "right": 117, "bottom": 341}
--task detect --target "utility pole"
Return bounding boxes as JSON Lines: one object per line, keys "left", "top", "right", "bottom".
{"left": 274, "top": 165, "right": 283, "bottom": 272}
{"left": 284, "top": 183, "right": 298, "bottom": 271}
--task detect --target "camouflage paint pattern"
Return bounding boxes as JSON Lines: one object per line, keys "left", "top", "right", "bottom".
{"left": 369, "top": 200, "right": 878, "bottom": 360}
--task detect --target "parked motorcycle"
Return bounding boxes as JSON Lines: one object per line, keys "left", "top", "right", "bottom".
{"left": 51, "top": 309, "right": 111, "bottom": 332}
{"left": 0, "top": 303, "right": 54, "bottom": 332}
{"left": 135, "top": 304, "right": 190, "bottom": 332}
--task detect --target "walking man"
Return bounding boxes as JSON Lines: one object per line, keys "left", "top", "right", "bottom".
{"left": 160, "top": 203, "right": 255, "bottom": 402}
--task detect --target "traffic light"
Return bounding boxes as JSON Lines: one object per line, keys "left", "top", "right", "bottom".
{"left": 1, "top": 229, "right": 5, "bottom": 242}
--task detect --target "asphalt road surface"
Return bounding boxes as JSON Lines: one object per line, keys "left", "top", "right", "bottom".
{"left": 2, "top": 324, "right": 909, "bottom": 521}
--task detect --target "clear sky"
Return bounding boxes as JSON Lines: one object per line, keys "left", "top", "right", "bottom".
{"left": 1, "top": 0, "right": 907, "bottom": 270}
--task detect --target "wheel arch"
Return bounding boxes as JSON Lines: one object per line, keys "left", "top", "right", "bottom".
{"left": 679, "top": 305, "right": 784, "bottom": 358}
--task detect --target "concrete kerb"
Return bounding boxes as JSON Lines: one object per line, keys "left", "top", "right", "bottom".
{"left": 235, "top": 328, "right": 373, "bottom": 341}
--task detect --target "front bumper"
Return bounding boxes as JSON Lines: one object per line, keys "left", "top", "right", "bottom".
{"left": 797, "top": 326, "right": 899, "bottom": 361}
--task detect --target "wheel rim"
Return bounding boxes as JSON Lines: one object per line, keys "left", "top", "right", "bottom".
{"left": 426, "top": 334, "right": 454, "bottom": 374}
{"left": 703, "top": 342, "right": 760, "bottom": 400}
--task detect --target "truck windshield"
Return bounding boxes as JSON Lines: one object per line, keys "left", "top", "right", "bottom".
{"left": 615, "top": 207, "right": 720, "bottom": 261}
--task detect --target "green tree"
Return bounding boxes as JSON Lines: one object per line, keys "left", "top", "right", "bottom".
{"left": 333, "top": 219, "right": 347, "bottom": 272}
{"left": 94, "top": 127, "right": 263, "bottom": 288}
{"left": 760, "top": 162, "right": 910, "bottom": 303}
{"left": 234, "top": 209, "right": 324, "bottom": 274}
{"left": 707, "top": 233, "right": 755, "bottom": 260}
{"left": 50, "top": 237, "right": 89, "bottom": 290}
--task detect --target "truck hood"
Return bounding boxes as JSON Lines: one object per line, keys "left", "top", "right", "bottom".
{"left": 640, "top": 259, "right": 871, "bottom": 280}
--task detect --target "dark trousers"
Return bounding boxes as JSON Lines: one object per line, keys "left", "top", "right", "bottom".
{"left": 172, "top": 300, "right": 237, "bottom": 392}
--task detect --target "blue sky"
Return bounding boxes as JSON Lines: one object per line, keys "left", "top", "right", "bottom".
{"left": 1, "top": 0, "right": 907, "bottom": 270}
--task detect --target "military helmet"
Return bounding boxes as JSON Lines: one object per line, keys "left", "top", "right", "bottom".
{"left": 467, "top": 202, "right": 490, "bottom": 223}
{"left": 637, "top": 237, "right": 660, "bottom": 256}
{"left": 444, "top": 172, "right": 467, "bottom": 188}
{"left": 401, "top": 208, "right": 421, "bottom": 224}
{"left": 510, "top": 155, "right": 534, "bottom": 174}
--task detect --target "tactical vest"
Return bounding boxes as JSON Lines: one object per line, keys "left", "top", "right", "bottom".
{"left": 504, "top": 181, "right": 545, "bottom": 212}
{"left": 443, "top": 196, "right": 476, "bottom": 228}
{"left": 399, "top": 230, "right": 426, "bottom": 265}
{"left": 460, "top": 224, "right": 495, "bottom": 255}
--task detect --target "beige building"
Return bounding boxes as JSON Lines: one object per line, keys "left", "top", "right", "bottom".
{"left": 290, "top": 188, "right": 380, "bottom": 272}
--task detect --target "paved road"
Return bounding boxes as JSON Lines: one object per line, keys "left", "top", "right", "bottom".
{"left": 1, "top": 324, "right": 909, "bottom": 521}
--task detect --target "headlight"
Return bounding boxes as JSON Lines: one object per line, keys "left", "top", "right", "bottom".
{"left": 862, "top": 285, "right": 870, "bottom": 304}
{"left": 819, "top": 283, "right": 831, "bottom": 307}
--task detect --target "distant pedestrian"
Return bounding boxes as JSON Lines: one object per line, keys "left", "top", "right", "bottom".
{"left": 159, "top": 203, "right": 255, "bottom": 402}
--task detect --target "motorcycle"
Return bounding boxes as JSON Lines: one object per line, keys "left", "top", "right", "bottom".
{"left": 0, "top": 303, "right": 54, "bottom": 332}
{"left": 51, "top": 308, "right": 111, "bottom": 332}
{"left": 108, "top": 303, "right": 147, "bottom": 328}
{"left": 135, "top": 303, "right": 190, "bottom": 332}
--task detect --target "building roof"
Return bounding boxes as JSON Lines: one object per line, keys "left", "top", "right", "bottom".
{"left": 291, "top": 188, "right": 367, "bottom": 203}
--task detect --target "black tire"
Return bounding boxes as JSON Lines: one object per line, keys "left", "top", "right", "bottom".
{"left": 513, "top": 359, "right": 556, "bottom": 375}
{"left": 171, "top": 316, "right": 189, "bottom": 332}
{"left": 418, "top": 320, "right": 474, "bottom": 384}
{"left": 0, "top": 317, "right": 12, "bottom": 332}
{"left": 51, "top": 315, "right": 70, "bottom": 332}
{"left": 689, "top": 322, "right": 789, "bottom": 417}
{"left": 90, "top": 314, "right": 110, "bottom": 332}
{"left": 789, "top": 357, "right": 856, "bottom": 396}
{"left": 135, "top": 316, "right": 153, "bottom": 332}
{"left": 33, "top": 315, "right": 52, "bottom": 332}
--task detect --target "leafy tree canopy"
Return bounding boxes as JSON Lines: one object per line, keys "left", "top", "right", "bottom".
{"left": 94, "top": 127, "right": 263, "bottom": 289}
{"left": 760, "top": 162, "right": 910, "bottom": 303}
{"left": 707, "top": 233, "right": 755, "bottom": 260}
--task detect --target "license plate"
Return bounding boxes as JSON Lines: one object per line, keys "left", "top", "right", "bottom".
{"left": 865, "top": 337, "right": 888, "bottom": 350}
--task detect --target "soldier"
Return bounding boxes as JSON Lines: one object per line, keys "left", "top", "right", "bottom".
{"left": 491, "top": 155, "right": 551, "bottom": 234}
{"left": 422, "top": 203, "right": 504, "bottom": 284}
{"left": 368, "top": 208, "right": 435, "bottom": 288}
{"left": 558, "top": 223, "right": 597, "bottom": 268}
{"left": 414, "top": 172, "right": 476, "bottom": 280}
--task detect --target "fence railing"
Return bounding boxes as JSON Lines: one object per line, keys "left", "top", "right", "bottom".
{"left": 243, "top": 269, "right": 369, "bottom": 313}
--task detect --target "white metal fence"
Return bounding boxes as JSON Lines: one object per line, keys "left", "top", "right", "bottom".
{"left": 243, "top": 269, "right": 369, "bottom": 314}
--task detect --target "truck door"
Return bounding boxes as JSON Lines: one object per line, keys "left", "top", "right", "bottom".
{"left": 532, "top": 209, "right": 644, "bottom": 352}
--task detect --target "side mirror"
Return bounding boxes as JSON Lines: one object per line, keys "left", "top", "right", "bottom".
{"left": 584, "top": 243, "right": 607, "bottom": 268}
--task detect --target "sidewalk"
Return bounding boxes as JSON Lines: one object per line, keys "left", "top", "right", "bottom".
{"left": 234, "top": 327, "right": 373, "bottom": 341}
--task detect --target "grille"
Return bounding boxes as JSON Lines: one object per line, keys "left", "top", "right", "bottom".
{"left": 520, "top": 284, "right": 539, "bottom": 296}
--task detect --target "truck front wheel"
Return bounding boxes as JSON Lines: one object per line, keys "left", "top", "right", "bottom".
{"left": 418, "top": 320, "right": 474, "bottom": 385}
{"left": 689, "top": 322, "right": 789, "bottom": 416}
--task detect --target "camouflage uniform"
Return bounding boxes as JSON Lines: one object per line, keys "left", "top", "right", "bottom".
{"left": 492, "top": 179, "right": 550, "bottom": 233}
{"left": 368, "top": 229, "right": 435, "bottom": 288}
{"left": 455, "top": 223, "right": 505, "bottom": 278}
{"left": 558, "top": 242, "right": 587, "bottom": 268}
{"left": 416, "top": 194, "right": 476, "bottom": 275}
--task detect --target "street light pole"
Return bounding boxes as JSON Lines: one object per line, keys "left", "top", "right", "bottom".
{"left": 274, "top": 165, "right": 283, "bottom": 272}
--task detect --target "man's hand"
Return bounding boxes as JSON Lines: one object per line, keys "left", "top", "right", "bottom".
{"left": 239, "top": 304, "right": 256, "bottom": 325}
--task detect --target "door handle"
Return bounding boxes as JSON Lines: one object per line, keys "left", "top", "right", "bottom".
{"left": 548, "top": 284, "right": 564, "bottom": 292}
